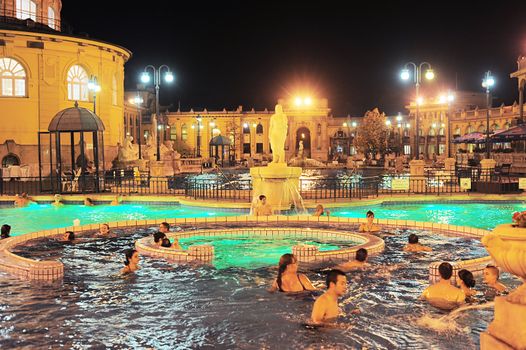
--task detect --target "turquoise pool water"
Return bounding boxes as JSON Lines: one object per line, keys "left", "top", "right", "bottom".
{"left": 179, "top": 233, "right": 357, "bottom": 269}
{"left": 0, "top": 203, "right": 244, "bottom": 235}
{"left": 330, "top": 201, "right": 526, "bottom": 230}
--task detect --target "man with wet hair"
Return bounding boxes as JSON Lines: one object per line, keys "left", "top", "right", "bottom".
{"left": 159, "top": 222, "right": 170, "bottom": 234}
{"left": 255, "top": 195, "right": 273, "bottom": 216}
{"left": 153, "top": 231, "right": 167, "bottom": 246}
{"left": 358, "top": 210, "right": 380, "bottom": 232}
{"left": 157, "top": 222, "right": 182, "bottom": 249}
{"left": 483, "top": 265, "right": 507, "bottom": 293}
{"left": 335, "top": 248, "right": 369, "bottom": 271}
{"left": 403, "top": 234, "right": 432, "bottom": 252}
{"left": 421, "top": 262, "right": 465, "bottom": 310}
{"left": 311, "top": 269, "right": 348, "bottom": 324}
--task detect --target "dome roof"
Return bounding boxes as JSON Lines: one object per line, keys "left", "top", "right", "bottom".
{"left": 209, "top": 135, "right": 231, "bottom": 146}
{"left": 48, "top": 102, "right": 105, "bottom": 132}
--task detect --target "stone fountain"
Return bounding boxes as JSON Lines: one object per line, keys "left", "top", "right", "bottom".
{"left": 480, "top": 223, "right": 526, "bottom": 349}
{"left": 250, "top": 104, "right": 303, "bottom": 210}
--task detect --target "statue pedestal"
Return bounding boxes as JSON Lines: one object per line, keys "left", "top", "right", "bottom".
{"left": 481, "top": 224, "right": 526, "bottom": 349}
{"left": 250, "top": 163, "right": 302, "bottom": 210}
{"left": 409, "top": 159, "right": 425, "bottom": 193}
{"left": 149, "top": 160, "right": 174, "bottom": 177}
{"left": 444, "top": 158, "right": 456, "bottom": 172}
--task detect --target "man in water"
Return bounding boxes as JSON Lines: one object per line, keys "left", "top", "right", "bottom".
{"left": 421, "top": 262, "right": 465, "bottom": 310}
{"left": 159, "top": 222, "right": 182, "bottom": 250}
{"left": 403, "top": 234, "right": 432, "bottom": 252}
{"left": 335, "top": 248, "right": 368, "bottom": 272}
{"left": 311, "top": 269, "right": 347, "bottom": 324}
{"left": 483, "top": 265, "right": 507, "bottom": 294}
{"left": 255, "top": 195, "right": 273, "bottom": 216}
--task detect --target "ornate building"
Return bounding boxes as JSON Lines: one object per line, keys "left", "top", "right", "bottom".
{"left": 0, "top": 0, "right": 131, "bottom": 174}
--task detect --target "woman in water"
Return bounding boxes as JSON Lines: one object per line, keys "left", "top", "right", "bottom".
{"left": 358, "top": 210, "right": 380, "bottom": 232}
{"left": 97, "top": 223, "right": 116, "bottom": 238}
{"left": 458, "top": 269, "right": 477, "bottom": 301}
{"left": 84, "top": 197, "right": 94, "bottom": 206}
{"left": 313, "top": 204, "right": 330, "bottom": 217}
{"left": 269, "top": 254, "right": 316, "bottom": 293}
{"left": 121, "top": 249, "right": 140, "bottom": 274}
{"left": 52, "top": 194, "right": 64, "bottom": 207}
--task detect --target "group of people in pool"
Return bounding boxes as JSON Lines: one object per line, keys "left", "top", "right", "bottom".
{"left": 13, "top": 193, "right": 122, "bottom": 208}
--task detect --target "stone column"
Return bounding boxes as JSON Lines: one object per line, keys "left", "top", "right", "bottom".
{"left": 409, "top": 159, "right": 426, "bottom": 193}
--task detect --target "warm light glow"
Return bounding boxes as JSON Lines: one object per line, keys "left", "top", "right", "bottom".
{"left": 351, "top": 121, "right": 357, "bottom": 128}
{"left": 301, "top": 133, "right": 305, "bottom": 139}
{"left": 406, "top": 123, "right": 411, "bottom": 128}
{"left": 416, "top": 97, "right": 424, "bottom": 106}
{"left": 243, "top": 123, "right": 249, "bottom": 128}
{"left": 396, "top": 114, "right": 402, "bottom": 122}
{"left": 132, "top": 96, "right": 143, "bottom": 105}
{"left": 294, "top": 97, "right": 302, "bottom": 106}
{"left": 441, "top": 123, "right": 446, "bottom": 128}
{"left": 385, "top": 120, "right": 391, "bottom": 126}
{"left": 191, "top": 125, "right": 195, "bottom": 129}
{"left": 432, "top": 123, "right": 437, "bottom": 128}
{"left": 438, "top": 95, "right": 446, "bottom": 104}
{"left": 304, "top": 97, "right": 312, "bottom": 105}
{"left": 400, "top": 69, "right": 410, "bottom": 81}
{"left": 425, "top": 69, "right": 435, "bottom": 80}
{"left": 157, "top": 125, "right": 162, "bottom": 130}
{"left": 343, "top": 122, "right": 348, "bottom": 127}
{"left": 252, "top": 123, "right": 257, "bottom": 128}
{"left": 140, "top": 72, "right": 150, "bottom": 83}
{"left": 448, "top": 93, "right": 455, "bottom": 102}
{"left": 209, "top": 121, "right": 215, "bottom": 127}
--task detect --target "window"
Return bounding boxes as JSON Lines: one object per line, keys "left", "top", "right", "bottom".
{"left": 170, "top": 125, "right": 177, "bottom": 140}
{"left": 478, "top": 125, "right": 486, "bottom": 133}
{"left": 454, "top": 127, "right": 461, "bottom": 136}
{"left": 0, "top": 58, "right": 27, "bottom": 97}
{"left": 243, "top": 143, "right": 251, "bottom": 154}
{"left": 2, "top": 153, "right": 20, "bottom": 167}
{"left": 112, "top": 75, "right": 118, "bottom": 105}
{"left": 428, "top": 128, "right": 436, "bottom": 136}
{"left": 67, "top": 65, "right": 89, "bottom": 101}
{"left": 467, "top": 125, "right": 474, "bottom": 134}
{"left": 256, "top": 143, "right": 263, "bottom": 153}
{"left": 243, "top": 124, "right": 250, "bottom": 134}
{"left": 16, "top": 0, "right": 36, "bottom": 21}
{"left": 404, "top": 145, "right": 411, "bottom": 155}
{"left": 48, "top": 7, "right": 56, "bottom": 29}
{"left": 438, "top": 144, "right": 446, "bottom": 155}
{"left": 256, "top": 124, "right": 263, "bottom": 134}
{"left": 438, "top": 128, "right": 445, "bottom": 136}
{"left": 181, "top": 124, "right": 188, "bottom": 141}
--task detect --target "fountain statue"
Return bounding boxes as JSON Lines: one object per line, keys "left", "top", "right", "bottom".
{"left": 297, "top": 141, "right": 304, "bottom": 159}
{"left": 250, "top": 104, "right": 304, "bottom": 211}
{"left": 480, "top": 223, "right": 526, "bottom": 349}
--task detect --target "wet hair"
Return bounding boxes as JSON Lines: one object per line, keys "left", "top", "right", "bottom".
{"left": 355, "top": 248, "right": 368, "bottom": 262}
{"left": 276, "top": 254, "right": 296, "bottom": 291}
{"left": 153, "top": 231, "right": 166, "bottom": 243}
{"left": 408, "top": 234, "right": 419, "bottom": 244}
{"left": 485, "top": 265, "right": 500, "bottom": 279}
{"left": 458, "top": 269, "right": 476, "bottom": 288}
{"left": 1, "top": 224, "right": 11, "bottom": 239}
{"left": 366, "top": 210, "right": 374, "bottom": 218}
{"left": 85, "top": 198, "right": 93, "bottom": 205}
{"left": 65, "top": 231, "right": 75, "bottom": 241}
{"left": 326, "top": 269, "right": 346, "bottom": 288}
{"left": 259, "top": 195, "right": 267, "bottom": 201}
{"left": 124, "top": 249, "right": 137, "bottom": 266}
{"left": 101, "top": 223, "right": 110, "bottom": 231}
{"left": 160, "top": 222, "right": 170, "bottom": 231}
{"left": 161, "top": 238, "right": 172, "bottom": 248}
{"left": 438, "top": 262, "right": 453, "bottom": 280}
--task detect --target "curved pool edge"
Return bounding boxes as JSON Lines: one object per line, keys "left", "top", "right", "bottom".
{"left": 0, "top": 215, "right": 492, "bottom": 281}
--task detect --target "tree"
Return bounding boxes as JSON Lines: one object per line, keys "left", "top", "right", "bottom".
{"left": 353, "top": 108, "right": 388, "bottom": 159}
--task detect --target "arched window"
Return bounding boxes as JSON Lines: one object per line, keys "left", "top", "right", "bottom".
{"left": 16, "top": 0, "right": 36, "bottom": 21}
{"left": 170, "top": 125, "right": 177, "bottom": 140}
{"left": 504, "top": 122, "right": 511, "bottom": 129}
{"left": 48, "top": 7, "right": 56, "bottom": 29}
{"left": 2, "top": 153, "right": 20, "bottom": 167}
{"left": 67, "top": 65, "right": 89, "bottom": 101}
{"left": 438, "top": 127, "right": 445, "bottom": 136}
{"left": 477, "top": 124, "right": 486, "bottom": 133}
{"left": 0, "top": 58, "right": 27, "bottom": 97}
{"left": 467, "top": 125, "right": 474, "bottom": 134}
{"left": 112, "top": 75, "right": 118, "bottom": 105}
{"left": 181, "top": 124, "right": 188, "bottom": 141}
{"left": 428, "top": 128, "right": 436, "bottom": 136}
{"left": 256, "top": 123, "right": 263, "bottom": 134}
{"left": 491, "top": 123, "right": 500, "bottom": 132}
{"left": 454, "top": 127, "right": 461, "bottom": 136}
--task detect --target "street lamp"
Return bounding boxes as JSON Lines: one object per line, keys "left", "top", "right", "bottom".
{"left": 400, "top": 62, "right": 435, "bottom": 159}
{"left": 88, "top": 76, "right": 101, "bottom": 114}
{"left": 439, "top": 91, "right": 456, "bottom": 157}
{"left": 132, "top": 94, "right": 144, "bottom": 159}
{"left": 482, "top": 71, "right": 495, "bottom": 159}
{"left": 396, "top": 113, "right": 403, "bottom": 155}
{"left": 140, "top": 65, "right": 174, "bottom": 161}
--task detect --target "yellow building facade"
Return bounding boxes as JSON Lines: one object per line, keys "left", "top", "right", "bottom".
{"left": 0, "top": 0, "right": 131, "bottom": 174}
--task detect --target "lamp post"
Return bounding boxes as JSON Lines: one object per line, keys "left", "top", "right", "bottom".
{"left": 88, "top": 76, "right": 101, "bottom": 114}
{"left": 196, "top": 115, "right": 202, "bottom": 157}
{"left": 396, "top": 113, "right": 403, "bottom": 156}
{"left": 482, "top": 71, "right": 495, "bottom": 159}
{"left": 385, "top": 119, "right": 392, "bottom": 155}
{"left": 140, "top": 65, "right": 174, "bottom": 161}
{"left": 440, "top": 91, "right": 456, "bottom": 157}
{"left": 400, "top": 62, "right": 435, "bottom": 159}
{"left": 133, "top": 94, "right": 144, "bottom": 159}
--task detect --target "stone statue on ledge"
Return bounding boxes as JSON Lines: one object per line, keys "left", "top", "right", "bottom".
{"left": 117, "top": 135, "right": 139, "bottom": 162}
{"left": 269, "top": 104, "right": 288, "bottom": 164}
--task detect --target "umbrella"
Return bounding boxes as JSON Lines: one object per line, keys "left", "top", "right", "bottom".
{"left": 491, "top": 124, "right": 526, "bottom": 142}
{"left": 452, "top": 132, "right": 487, "bottom": 144}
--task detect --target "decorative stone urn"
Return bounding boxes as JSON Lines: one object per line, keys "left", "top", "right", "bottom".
{"left": 480, "top": 224, "right": 526, "bottom": 350}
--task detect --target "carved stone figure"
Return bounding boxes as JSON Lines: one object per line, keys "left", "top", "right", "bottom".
{"left": 269, "top": 104, "right": 288, "bottom": 164}
{"left": 297, "top": 140, "right": 304, "bottom": 159}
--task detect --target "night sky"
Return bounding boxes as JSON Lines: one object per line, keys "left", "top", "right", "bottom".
{"left": 62, "top": 1, "right": 526, "bottom": 117}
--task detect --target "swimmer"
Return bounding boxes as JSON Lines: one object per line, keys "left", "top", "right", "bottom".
{"left": 421, "top": 262, "right": 465, "bottom": 310}
{"left": 1, "top": 224, "right": 11, "bottom": 239}
{"left": 458, "top": 269, "right": 477, "bottom": 299}
{"left": 483, "top": 265, "right": 507, "bottom": 294}
{"left": 111, "top": 195, "right": 122, "bottom": 206}
{"left": 84, "top": 197, "right": 94, "bottom": 206}
{"left": 98, "top": 223, "right": 116, "bottom": 238}
{"left": 62, "top": 230, "right": 75, "bottom": 242}
{"left": 358, "top": 210, "right": 380, "bottom": 232}
{"left": 254, "top": 195, "right": 273, "bottom": 216}
{"left": 159, "top": 222, "right": 182, "bottom": 249}
{"left": 269, "top": 254, "right": 316, "bottom": 293}
{"left": 121, "top": 249, "right": 139, "bottom": 274}
{"left": 313, "top": 204, "right": 330, "bottom": 217}
{"left": 403, "top": 234, "right": 432, "bottom": 252}
{"left": 52, "top": 194, "right": 64, "bottom": 207}
{"left": 153, "top": 231, "right": 166, "bottom": 246}
{"left": 311, "top": 269, "right": 348, "bottom": 324}
{"left": 335, "top": 248, "right": 368, "bottom": 272}
{"left": 14, "top": 193, "right": 33, "bottom": 207}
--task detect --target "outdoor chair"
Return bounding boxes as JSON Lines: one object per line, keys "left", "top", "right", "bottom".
{"left": 494, "top": 163, "right": 512, "bottom": 182}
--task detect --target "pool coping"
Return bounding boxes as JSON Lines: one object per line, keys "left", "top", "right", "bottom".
{"left": 0, "top": 215, "right": 493, "bottom": 281}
